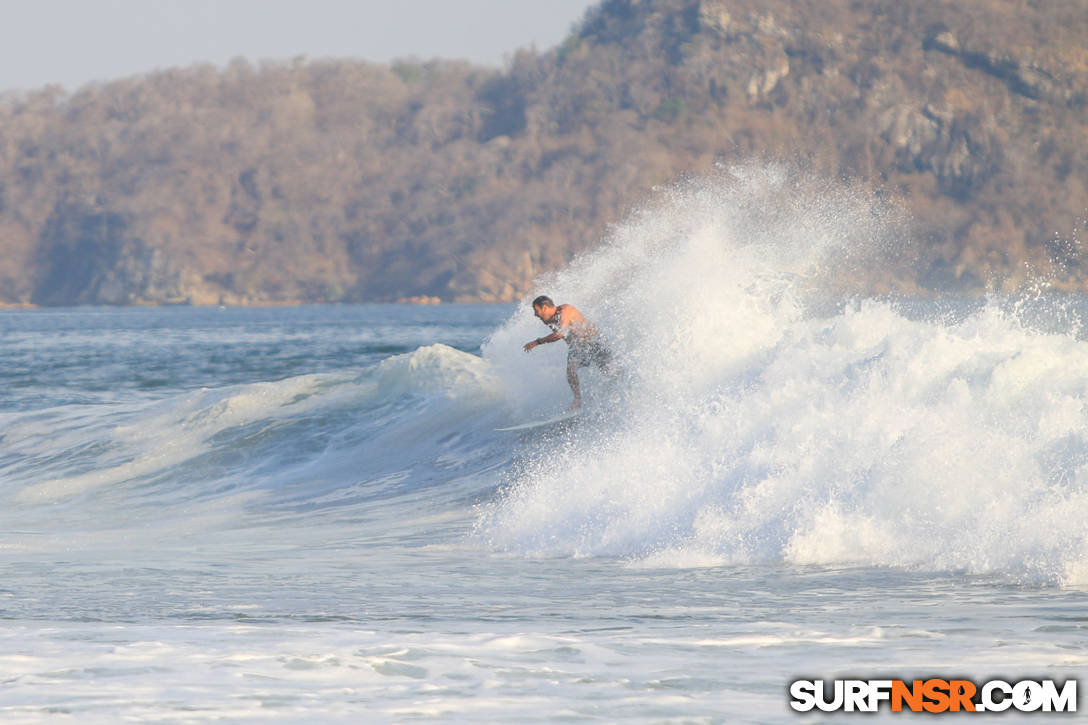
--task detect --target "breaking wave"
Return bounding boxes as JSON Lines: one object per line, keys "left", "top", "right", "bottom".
{"left": 476, "top": 164, "right": 1088, "bottom": 587}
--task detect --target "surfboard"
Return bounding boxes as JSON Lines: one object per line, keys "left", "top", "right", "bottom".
{"left": 495, "top": 409, "right": 580, "bottom": 432}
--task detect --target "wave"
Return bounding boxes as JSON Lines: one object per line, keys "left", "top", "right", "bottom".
{"left": 1, "top": 344, "right": 511, "bottom": 549}
{"left": 474, "top": 163, "right": 1088, "bottom": 587}
{"left": 7, "top": 163, "right": 1088, "bottom": 587}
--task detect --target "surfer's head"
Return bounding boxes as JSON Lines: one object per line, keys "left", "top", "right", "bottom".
{"left": 531, "top": 295, "right": 556, "bottom": 321}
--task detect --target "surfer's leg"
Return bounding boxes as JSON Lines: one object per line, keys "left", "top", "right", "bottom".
{"left": 567, "top": 357, "right": 582, "bottom": 409}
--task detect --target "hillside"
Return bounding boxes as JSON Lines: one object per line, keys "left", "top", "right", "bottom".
{"left": 0, "top": 0, "right": 1085, "bottom": 305}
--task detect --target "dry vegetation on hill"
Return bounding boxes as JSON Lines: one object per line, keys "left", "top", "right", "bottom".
{"left": 0, "top": 0, "right": 1084, "bottom": 305}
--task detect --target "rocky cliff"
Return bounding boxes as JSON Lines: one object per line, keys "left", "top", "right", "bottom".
{"left": 0, "top": 0, "right": 1084, "bottom": 305}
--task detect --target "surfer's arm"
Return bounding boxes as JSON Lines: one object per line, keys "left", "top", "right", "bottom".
{"left": 524, "top": 331, "right": 564, "bottom": 352}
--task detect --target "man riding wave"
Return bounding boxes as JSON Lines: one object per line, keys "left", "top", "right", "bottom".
{"left": 523, "top": 295, "right": 612, "bottom": 409}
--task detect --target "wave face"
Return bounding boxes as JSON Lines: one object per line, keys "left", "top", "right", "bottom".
{"left": 0, "top": 306, "right": 513, "bottom": 555}
{"left": 476, "top": 164, "right": 1088, "bottom": 586}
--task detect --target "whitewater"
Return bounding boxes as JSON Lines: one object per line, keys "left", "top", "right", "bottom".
{"left": 1, "top": 165, "right": 1085, "bottom": 722}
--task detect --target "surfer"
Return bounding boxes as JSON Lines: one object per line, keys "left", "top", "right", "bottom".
{"left": 523, "top": 295, "right": 612, "bottom": 409}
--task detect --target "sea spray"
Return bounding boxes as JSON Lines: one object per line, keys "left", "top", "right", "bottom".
{"left": 476, "top": 164, "right": 1088, "bottom": 586}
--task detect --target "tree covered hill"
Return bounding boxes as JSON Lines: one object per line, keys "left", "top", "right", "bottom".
{"left": 0, "top": 0, "right": 1084, "bottom": 306}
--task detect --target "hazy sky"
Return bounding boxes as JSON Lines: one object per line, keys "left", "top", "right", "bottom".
{"left": 0, "top": 0, "right": 599, "bottom": 93}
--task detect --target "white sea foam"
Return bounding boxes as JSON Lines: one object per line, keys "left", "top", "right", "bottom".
{"left": 477, "top": 164, "right": 1088, "bottom": 586}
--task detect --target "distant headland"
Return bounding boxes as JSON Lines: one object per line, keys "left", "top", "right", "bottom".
{"left": 0, "top": 0, "right": 1084, "bottom": 307}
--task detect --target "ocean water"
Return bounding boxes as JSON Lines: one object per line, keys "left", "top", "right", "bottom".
{"left": 2, "top": 167, "right": 1086, "bottom": 722}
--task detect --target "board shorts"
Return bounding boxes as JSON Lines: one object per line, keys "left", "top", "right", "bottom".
{"left": 568, "top": 338, "right": 612, "bottom": 369}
